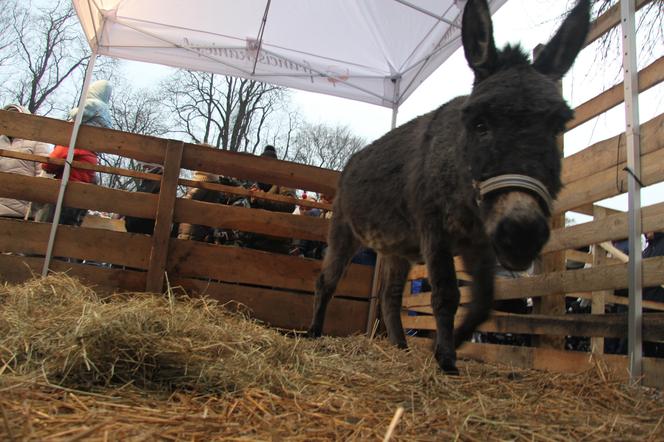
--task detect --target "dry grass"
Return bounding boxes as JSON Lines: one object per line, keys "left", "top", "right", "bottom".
{"left": 1, "top": 275, "right": 662, "bottom": 441}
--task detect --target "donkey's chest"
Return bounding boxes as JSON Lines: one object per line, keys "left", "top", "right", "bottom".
{"left": 349, "top": 211, "right": 417, "bottom": 256}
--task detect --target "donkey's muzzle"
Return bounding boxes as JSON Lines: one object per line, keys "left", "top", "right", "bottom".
{"left": 493, "top": 214, "right": 550, "bottom": 271}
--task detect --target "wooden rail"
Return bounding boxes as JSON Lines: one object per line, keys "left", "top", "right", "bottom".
{"left": 582, "top": 0, "right": 652, "bottom": 49}
{"left": 0, "top": 172, "right": 329, "bottom": 241}
{"left": 402, "top": 312, "right": 664, "bottom": 341}
{"left": 0, "top": 148, "right": 333, "bottom": 211}
{"left": 0, "top": 111, "right": 339, "bottom": 196}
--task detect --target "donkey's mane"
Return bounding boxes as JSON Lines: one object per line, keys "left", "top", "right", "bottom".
{"left": 496, "top": 44, "right": 531, "bottom": 70}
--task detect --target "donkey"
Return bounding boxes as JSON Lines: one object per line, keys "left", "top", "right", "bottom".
{"left": 307, "top": 0, "right": 590, "bottom": 374}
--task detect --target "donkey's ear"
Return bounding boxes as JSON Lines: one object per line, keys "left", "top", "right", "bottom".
{"left": 462, "top": 0, "right": 498, "bottom": 82}
{"left": 533, "top": 0, "right": 590, "bottom": 80}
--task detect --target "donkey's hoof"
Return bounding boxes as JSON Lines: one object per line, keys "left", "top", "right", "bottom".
{"left": 305, "top": 327, "right": 322, "bottom": 339}
{"left": 441, "top": 363, "right": 460, "bottom": 375}
{"left": 436, "top": 352, "right": 459, "bottom": 375}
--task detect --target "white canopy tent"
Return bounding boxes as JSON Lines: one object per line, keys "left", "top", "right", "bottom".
{"left": 72, "top": 0, "right": 506, "bottom": 109}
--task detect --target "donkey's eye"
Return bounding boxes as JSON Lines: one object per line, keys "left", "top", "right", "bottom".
{"left": 475, "top": 119, "right": 490, "bottom": 136}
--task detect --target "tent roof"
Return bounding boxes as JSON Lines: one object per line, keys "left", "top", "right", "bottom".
{"left": 73, "top": 0, "right": 506, "bottom": 108}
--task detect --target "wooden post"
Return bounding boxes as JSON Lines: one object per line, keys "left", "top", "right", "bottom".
{"left": 531, "top": 43, "right": 566, "bottom": 349}
{"left": 591, "top": 205, "right": 610, "bottom": 354}
{"left": 366, "top": 255, "right": 383, "bottom": 335}
{"left": 533, "top": 218, "right": 567, "bottom": 349}
{"left": 146, "top": 140, "right": 184, "bottom": 293}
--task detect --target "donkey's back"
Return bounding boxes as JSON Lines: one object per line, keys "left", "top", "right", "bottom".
{"left": 335, "top": 96, "right": 470, "bottom": 259}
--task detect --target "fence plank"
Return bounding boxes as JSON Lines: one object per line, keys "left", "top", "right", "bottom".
{"left": 555, "top": 146, "right": 664, "bottom": 213}
{"left": 0, "top": 172, "right": 158, "bottom": 218}
{"left": 172, "top": 277, "right": 367, "bottom": 337}
{"left": 583, "top": 0, "right": 651, "bottom": 48}
{"left": 146, "top": 141, "right": 183, "bottom": 293}
{"left": 174, "top": 198, "right": 329, "bottom": 242}
{"left": 179, "top": 177, "right": 332, "bottom": 211}
{"left": 0, "top": 173, "right": 329, "bottom": 242}
{"left": 567, "top": 56, "right": 664, "bottom": 131}
{"left": 167, "top": 238, "right": 372, "bottom": 298}
{"left": 562, "top": 114, "right": 663, "bottom": 186}
{"left": 403, "top": 286, "right": 473, "bottom": 310}
{"left": 0, "top": 111, "right": 167, "bottom": 164}
{"left": 0, "top": 253, "right": 146, "bottom": 291}
{"left": 0, "top": 218, "right": 150, "bottom": 268}
{"left": 455, "top": 341, "right": 663, "bottom": 389}
{"left": 0, "top": 111, "right": 340, "bottom": 196}
{"left": 402, "top": 311, "right": 664, "bottom": 341}
{"left": 591, "top": 206, "right": 610, "bottom": 354}
{"left": 0, "top": 147, "right": 163, "bottom": 183}
{"left": 180, "top": 143, "right": 339, "bottom": 197}
{"left": 0, "top": 147, "right": 332, "bottom": 212}
{"left": 496, "top": 256, "right": 664, "bottom": 301}
{"left": 544, "top": 202, "right": 664, "bottom": 254}
{"left": 405, "top": 256, "right": 664, "bottom": 304}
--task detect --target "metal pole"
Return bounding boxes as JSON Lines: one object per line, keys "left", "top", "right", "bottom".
{"left": 620, "top": 0, "right": 642, "bottom": 383}
{"left": 366, "top": 78, "right": 401, "bottom": 335}
{"left": 41, "top": 51, "right": 98, "bottom": 277}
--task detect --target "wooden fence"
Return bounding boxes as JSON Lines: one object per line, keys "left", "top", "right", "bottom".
{"left": 0, "top": 110, "right": 374, "bottom": 337}
{"left": 400, "top": 0, "right": 664, "bottom": 388}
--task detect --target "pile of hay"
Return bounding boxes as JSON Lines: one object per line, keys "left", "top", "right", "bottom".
{"left": 0, "top": 274, "right": 304, "bottom": 393}
{"left": 1, "top": 275, "right": 662, "bottom": 441}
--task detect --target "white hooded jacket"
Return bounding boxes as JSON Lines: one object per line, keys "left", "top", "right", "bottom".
{"left": 0, "top": 104, "right": 52, "bottom": 218}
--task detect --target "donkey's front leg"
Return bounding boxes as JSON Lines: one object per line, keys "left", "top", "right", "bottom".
{"left": 454, "top": 238, "right": 495, "bottom": 347}
{"left": 424, "top": 243, "right": 461, "bottom": 374}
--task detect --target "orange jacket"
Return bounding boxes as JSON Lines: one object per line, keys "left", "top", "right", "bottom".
{"left": 42, "top": 145, "right": 97, "bottom": 183}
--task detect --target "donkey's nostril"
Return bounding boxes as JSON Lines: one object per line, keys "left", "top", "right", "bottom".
{"left": 494, "top": 220, "right": 518, "bottom": 255}
{"left": 494, "top": 216, "right": 550, "bottom": 269}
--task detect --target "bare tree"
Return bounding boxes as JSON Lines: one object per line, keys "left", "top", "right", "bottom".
{"left": 0, "top": 0, "right": 118, "bottom": 116}
{"left": 288, "top": 123, "right": 365, "bottom": 171}
{"left": 589, "top": 0, "right": 662, "bottom": 65}
{"left": 96, "top": 83, "right": 173, "bottom": 191}
{"left": 161, "top": 70, "right": 286, "bottom": 152}
{"left": 111, "top": 84, "right": 171, "bottom": 137}
{"left": 0, "top": 0, "right": 17, "bottom": 68}
{"left": 273, "top": 111, "right": 302, "bottom": 160}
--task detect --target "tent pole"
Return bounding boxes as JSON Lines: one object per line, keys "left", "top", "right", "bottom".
{"left": 41, "top": 51, "right": 98, "bottom": 277}
{"left": 366, "top": 79, "right": 401, "bottom": 335}
{"left": 620, "top": 0, "right": 642, "bottom": 383}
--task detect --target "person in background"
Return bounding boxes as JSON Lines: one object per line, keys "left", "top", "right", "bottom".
{"left": 0, "top": 104, "right": 52, "bottom": 220}
{"left": 37, "top": 80, "right": 113, "bottom": 226}
{"left": 605, "top": 231, "right": 664, "bottom": 357}
{"left": 643, "top": 231, "right": 664, "bottom": 303}
{"left": 249, "top": 145, "right": 296, "bottom": 210}
{"left": 291, "top": 192, "right": 326, "bottom": 258}
{"left": 242, "top": 145, "right": 297, "bottom": 254}
{"left": 177, "top": 170, "right": 230, "bottom": 242}
{"left": 124, "top": 162, "right": 181, "bottom": 237}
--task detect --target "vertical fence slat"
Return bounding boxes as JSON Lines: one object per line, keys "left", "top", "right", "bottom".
{"left": 146, "top": 140, "right": 183, "bottom": 293}
{"left": 591, "top": 206, "right": 610, "bottom": 355}
{"left": 531, "top": 44, "right": 566, "bottom": 349}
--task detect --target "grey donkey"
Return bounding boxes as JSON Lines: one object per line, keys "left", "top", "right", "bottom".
{"left": 307, "top": 0, "right": 591, "bottom": 374}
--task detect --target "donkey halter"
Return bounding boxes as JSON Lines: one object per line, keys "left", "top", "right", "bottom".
{"left": 476, "top": 174, "right": 554, "bottom": 215}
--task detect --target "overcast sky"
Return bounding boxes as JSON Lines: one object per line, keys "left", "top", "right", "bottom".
{"left": 121, "top": 0, "right": 663, "bottom": 218}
